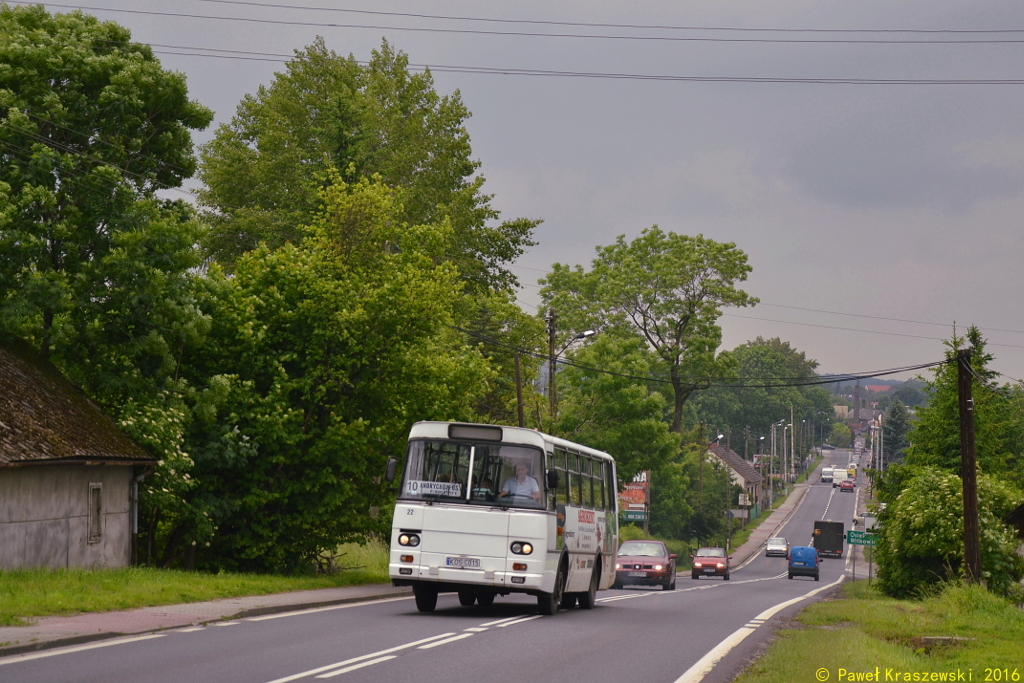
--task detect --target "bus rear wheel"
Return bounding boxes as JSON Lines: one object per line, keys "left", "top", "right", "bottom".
{"left": 578, "top": 559, "right": 600, "bottom": 609}
{"left": 476, "top": 591, "right": 495, "bottom": 607}
{"left": 458, "top": 590, "right": 476, "bottom": 606}
{"left": 413, "top": 584, "right": 438, "bottom": 612}
{"left": 538, "top": 560, "right": 567, "bottom": 615}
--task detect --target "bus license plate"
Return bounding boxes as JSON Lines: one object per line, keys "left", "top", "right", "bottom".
{"left": 627, "top": 571, "right": 646, "bottom": 577}
{"left": 446, "top": 557, "right": 481, "bottom": 569}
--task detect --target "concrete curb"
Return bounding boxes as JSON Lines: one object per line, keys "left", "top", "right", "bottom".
{"left": 0, "top": 587, "right": 412, "bottom": 659}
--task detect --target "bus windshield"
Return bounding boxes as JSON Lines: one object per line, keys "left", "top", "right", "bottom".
{"left": 401, "top": 440, "right": 545, "bottom": 508}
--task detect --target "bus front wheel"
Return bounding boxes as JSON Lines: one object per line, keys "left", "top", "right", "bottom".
{"left": 413, "top": 584, "right": 438, "bottom": 612}
{"left": 458, "top": 589, "right": 476, "bottom": 606}
{"left": 537, "top": 560, "right": 567, "bottom": 615}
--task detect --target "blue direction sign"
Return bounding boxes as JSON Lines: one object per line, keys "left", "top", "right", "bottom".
{"left": 847, "top": 530, "right": 877, "bottom": 546}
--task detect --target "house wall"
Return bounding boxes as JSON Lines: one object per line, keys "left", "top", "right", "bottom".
{"left": 0, "top": 465, "right": 133, "bottom": 569}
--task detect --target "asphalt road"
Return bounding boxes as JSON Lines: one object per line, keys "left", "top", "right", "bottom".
{"left": 1, "top": 450, "right": 862, "bottom": 683}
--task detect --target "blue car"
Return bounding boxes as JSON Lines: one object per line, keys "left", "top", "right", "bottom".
{"left": 788, "top": 545, "right": 821, "bottom": 581}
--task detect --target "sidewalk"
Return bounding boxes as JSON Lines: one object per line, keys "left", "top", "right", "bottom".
{"left": 0, "top": 583, "right": 412, "bottom": 658}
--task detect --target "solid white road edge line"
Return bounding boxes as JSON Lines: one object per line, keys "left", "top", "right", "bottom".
{"left": 262, "top": 632, "right": 457, "bottom": 683}
{"left": 0, "top": 634, "right": 166, "bottom": 667}
{"left": 248, "top": 595, "right": 412, "bottom": 621}
{"left": 315, "top": 656, "right": 397, "bottom": 679}
{"left": 671, "top": 574, "right": 846, "bottom": 683}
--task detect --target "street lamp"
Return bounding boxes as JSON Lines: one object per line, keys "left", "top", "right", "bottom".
{"left": 546, "top": 312, "right": 597, "bottom": 421}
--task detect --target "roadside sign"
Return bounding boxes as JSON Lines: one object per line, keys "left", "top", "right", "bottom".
{"left": 738, "top": 493, "right": 750, "bottom": 506}
{"left": 622, "top": 510, "right": 646, "bottom": 522}
{"left": 847, "top": 530, "right": 877, "bottom": 546}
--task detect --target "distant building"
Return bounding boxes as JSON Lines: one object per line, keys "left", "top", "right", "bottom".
{"left": 833, "top": 405, "right": 850, "bottom": 420}
{"left": 0, "top": 338, "right": 156, "bottom": 569}
{"left": 865, "top": 385, "right": 891, "bottom": 394}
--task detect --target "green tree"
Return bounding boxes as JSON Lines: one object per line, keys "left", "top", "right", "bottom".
{"left": 0, "top": 5, "right": 212, "bottom": 357}
{"left": 540, "top": 227, "right": 756, "bottom": 433}
{"left": 178, "top": 178, "right": 493, "bottom": 572}
{"left": 198, "top": 38, "right": 535, "bottom": 292}
{"left": 875, "top": 467, "right": 1024, "bottom": 598}
{"left": 904, "top": 327, "right": 1024, "bottom": 486}
{"left": 829, "top": 422, "right": 852, "bottom": 447}
{"left": 882, "top": 400, "right": 911, "bottom": 466}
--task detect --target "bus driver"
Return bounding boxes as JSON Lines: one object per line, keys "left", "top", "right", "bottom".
{"left": 498, "top": 462, "right": 541, "bottom": 501}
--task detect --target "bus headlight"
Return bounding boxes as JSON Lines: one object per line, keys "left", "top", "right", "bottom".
{"left": 398, "top": 533, "right": 420, "bottom": 547}
{"left": 510, "top": 541, "right": 533, "bottom": 555}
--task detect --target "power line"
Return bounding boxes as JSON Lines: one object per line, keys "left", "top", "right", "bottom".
{"left": 195, "top": 0, "right": 1024, "bottom": 36}
{"left": 757, "top": 302, "right": 1024, "bottom": 335}
{"left": 11, "top": 2, "right": 1024, "bottom": 45}
{"left": 721, "top": 313, "right": 1024, "bottom": 350}
{"left": 455, "top": 325, "right": 951, "bottom": 388}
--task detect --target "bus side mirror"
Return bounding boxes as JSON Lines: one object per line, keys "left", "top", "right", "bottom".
{"left": 546, "top": 469, "right": 559, "bottom": 489}
{"left": 385, "top": 458, "right": 398, "bottom": 483}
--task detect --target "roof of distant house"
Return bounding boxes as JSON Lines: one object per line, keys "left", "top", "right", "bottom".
{"left": 0, "top": 337, "right": 154, "bottom": 466}
{"left": 708, "top": 444, "right": 763, "bottom": 486}
{"left": 865, "top": 385, "right": 891, "bottom": 393}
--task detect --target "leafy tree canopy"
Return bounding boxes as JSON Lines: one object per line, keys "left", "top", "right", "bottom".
{"left": 198, "top": 38, "right": 536, "bottom": 292}
{"left": 540, "top": 227, "right": 756, "bottom": 432}
{"left": 0, "top": 4, "right": 212, "bottom": 356}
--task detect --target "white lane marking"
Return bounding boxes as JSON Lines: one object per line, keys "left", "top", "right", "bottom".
{"left": 214, "top": 621, "right": 239, "bottom": 626}
{"left": 315, "top": 655, "right": 396, "bottom": 679}
{"left": 417, "top": 633, "right": 474, "bottom": 649}
{"left": 495, "top": 615, "right": 543, "bottom": 627}
{"left": 463, "top": 627, "right": 488, "bottom": 632}
{"left": 262, "top": 632, "right": 456, "bottom": 683}
{"left": 0, "top": 634, "right": 166, "bottom": 667}
{"left": 176, "top": 627, "right": 205, "bottom": 632}
{"left": 248, "top": 596, "right": 412, "bottom": 621}
{"left": 672, "top": 574, "right": 846, "bottom": 683}
{"left": 478, "top": 615, "right": 528, "bottom": 627}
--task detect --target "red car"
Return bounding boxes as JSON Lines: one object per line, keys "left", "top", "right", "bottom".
{"left": 840, "top": 480, "right": 855, "bottom": 493}
{"left": 691, "top": 546, "right": 731, "bottom": 580}
{"left": 613, "top": 540, "right": 677, "bottom": 590}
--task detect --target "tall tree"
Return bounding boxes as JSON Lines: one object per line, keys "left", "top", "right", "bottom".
{"left": 0, "top": 5, "right": 212, "bottom": 357}
{"left": 882, "top": 400, "right": 911, "bottom": 466}
{"left": 540, "top": 227, "right": 756, "bottom": 433}
{"left": 198, "top": 38, "right": 536, "bottom": 292}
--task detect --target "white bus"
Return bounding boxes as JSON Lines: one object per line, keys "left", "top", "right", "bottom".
{"left": 386, "top": 421, "right": 619, "bottom": 615}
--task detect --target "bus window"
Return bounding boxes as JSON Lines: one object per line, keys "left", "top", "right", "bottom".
{"left": 605, "top": 464, "right": 617, "bottom": 512}
{"left": 553, "top": 448, "right": 569, "bottom": 507}
{"left": 569, "top": 455, "right": 582, "bottom": 507}
{"left": 595, "top": 461, "right": 606, "bottom": 510}
{"left": 402, "top": 440, "right": 470, "bottom": 500}
{"left": 581, "top": 456, "right": 594, "bottom": 508}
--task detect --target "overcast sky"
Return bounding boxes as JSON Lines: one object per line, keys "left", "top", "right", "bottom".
{"left": 21, "top": 0, "right": 1024, "bottom": 383}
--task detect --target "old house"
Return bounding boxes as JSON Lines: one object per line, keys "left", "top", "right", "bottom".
{"left": 0, "top": 338, "right": 156, "bottom": 569}
{"left": 707, "top": 444, "right": 763, "bottom": 519}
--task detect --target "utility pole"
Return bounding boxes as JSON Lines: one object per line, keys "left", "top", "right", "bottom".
{"left": 744, "top": 425, "right": 750, "bottom": 461}
{"left": 514, "top": 353, "right": 525, "bottom": 428}
{"left": 957, "top": 349, "right": 982, "bottom": 584}
{"left": 546, "top": 308, "right": 558, "bottom": 421}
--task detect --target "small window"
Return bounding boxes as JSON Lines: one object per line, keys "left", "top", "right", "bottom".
{"left": 88, "top": 483, "right": 103, "bottom": 544}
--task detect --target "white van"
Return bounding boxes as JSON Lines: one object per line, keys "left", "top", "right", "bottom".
{"left": 821, "top": 467, "right": 834, "bottom": 483}
{"left": 832, "top": 469, "right": 849, "bottom": 488}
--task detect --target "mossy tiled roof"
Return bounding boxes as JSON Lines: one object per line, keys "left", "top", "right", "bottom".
{"left": 0, "top": 338, "right": 154, "bottom": 466}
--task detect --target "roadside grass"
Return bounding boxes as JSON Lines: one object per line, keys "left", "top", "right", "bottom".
{"left": 734, "top": 580, "right": 1024, "bottom": 683}
{"left": 0, "top": 536, "right": 390, "bottom": 626}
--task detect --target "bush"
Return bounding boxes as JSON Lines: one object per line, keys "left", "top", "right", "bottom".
{"left": 875, "top": 467, "right": 1024, "bottom": 599}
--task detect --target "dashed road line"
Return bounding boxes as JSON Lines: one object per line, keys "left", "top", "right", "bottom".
{"left": 417, "top": 633, "right": 474, "bottom": 649}
{"left": 263, "top": 632, "right": 456, "bottom": 683}
{"left": 315, "top": 656, "right": 396, "bottom": 679}
{"left": 495, "top": 615, "right": 543, "bottom": 627}
{"left": 247, "top": 596, "right": 412, "bottom": 621}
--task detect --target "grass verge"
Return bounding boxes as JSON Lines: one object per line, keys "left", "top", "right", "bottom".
{"left": 734, "top": 580, "right": 1024, "bottom": 683}
{"left": 0, "top": 537, "right": 390, "bottom": 626}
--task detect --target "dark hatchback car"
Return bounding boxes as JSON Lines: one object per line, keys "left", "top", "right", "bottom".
{"left": 613, "top": 540, "right": 677, "bottom": 590}
{"left": 788, "top": 545, "right": 821, "bottom": 580}
{"left": 690, "top": 547, "right": 731, "bottom": 580}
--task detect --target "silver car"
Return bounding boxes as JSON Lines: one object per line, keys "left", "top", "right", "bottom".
{"left": 766, "top": 537, "right": 789, "bottom": 557}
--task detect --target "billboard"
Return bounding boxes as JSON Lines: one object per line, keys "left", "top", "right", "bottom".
{"left": 618, "top": 470, "right": 650, "bottom": 521}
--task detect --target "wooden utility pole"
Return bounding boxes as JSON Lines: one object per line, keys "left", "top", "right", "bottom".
{"left": 547, "top": 308, "right": 557, "bottom": 421}
{"left": 514, "top": 353, "right": 525, "bottom": 428}
{"left": 956, "top": 349, "right": 982, "bottom": 584}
